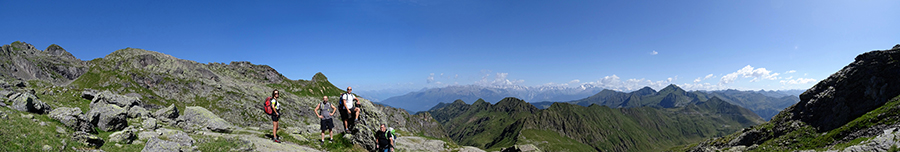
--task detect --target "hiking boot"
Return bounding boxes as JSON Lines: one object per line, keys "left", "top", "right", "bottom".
{"left": 273, "top": 139, "right": 281, "bottom": 143}
{"left": 329, "top": 138, "right": 333, "bottom": 142}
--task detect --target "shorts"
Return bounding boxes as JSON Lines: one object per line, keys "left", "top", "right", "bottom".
{"left": 320, "top": 118, "right": 334, "bottom": 131}
{"left": 339, "top": 107, "right": 358, "bottom": 120}
{"left": 270, "top": 113, "right": 280, "bottom": 122}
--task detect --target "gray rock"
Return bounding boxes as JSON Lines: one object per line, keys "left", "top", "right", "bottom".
{"left": 154, "top": 104, "right": 179, "bottom": 124}
{"left": 155, "top": 128, "right": 195, "bottom": 146}
{"left": 128, "top": 106, "right": 150, "bottom": 118}
{"left": 395, "top": 136, "right": 450, "bottom": 152}
{"left": 177, "top": 106, "right": 235, "bottom": 133}
{"left": 49, "top": 107, "right": 95, "bottom": 133}
{"left": 137, "top": 131, "right": 158, "bottom": 140}
{"left": 87, "top": 104, "right": 128, "bottom": 131}
{"left": 142, "top": 118, "right": 158, "bottom": 130}
{"left": 0, "top": 90, "right": 13, "bottom": 98}
{"left": 91, "top": 91, "right": 141, "bottom": 110}
{"left": 72, "top": 131, "right": 104, "bottom": 148}
{"left": 11, "top": 92, "right": 52, "bottom": 114}
{"left": 0, "top": 102, "right": 6, "bottom": 107}
{"left": 142, "top": 138, "right": 184, "bottom": 152}
{"left": 108, "top": 129, "right": 136, "bottom": 144}
{"left": 42, "top": 145, "right": 52, "bottom": 151}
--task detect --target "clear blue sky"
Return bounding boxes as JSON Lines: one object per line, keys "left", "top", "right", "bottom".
{"left": 2, "top": 0, "right": 898, "bottom": 92}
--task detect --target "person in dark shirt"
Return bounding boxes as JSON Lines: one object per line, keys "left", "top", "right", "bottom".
{"left": 374, "top": 124, "right": 394, "bottom": 152}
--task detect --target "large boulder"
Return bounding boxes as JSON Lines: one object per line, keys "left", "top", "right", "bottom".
{"left": 177, "top": 106, "right": 235, "bottom": 133}
{"left": 343, "top": 127, "right": 378, "bottom": 151}
{"left": 81, "top": 89, "right": 98, "bottom": 101}
{"left": 128, "top": 106, "right": 150, "bottom": 118}
{"left": 10, "top": 92, "right": 52, "bottom": 114}
{"left": 72, "top": 131, "right": 104, "bottom": 148}
{"left": 154, "top": 104, "right": 179, "bottom": 124}
{"left": 48, "top": 107, "right": 95, "bottom": 133}
{"left": 88, "top": 104, "right": 128, "bottom": 131}
{"left": 90, "top": 91, "right": 141, "bottom": 110}
{"left": 141, "top": 128, "right": 195, "bottom": 152}
{"left": 109, "top": 129, "right": 136, "bottom": 144}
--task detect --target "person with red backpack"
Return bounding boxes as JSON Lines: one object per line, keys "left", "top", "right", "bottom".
{"left": 264, "top": 89, "right": 282, "bottom": 143}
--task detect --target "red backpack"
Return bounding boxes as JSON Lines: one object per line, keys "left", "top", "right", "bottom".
{"left": 264, "top": 97, "right": 273, "bottom": 115}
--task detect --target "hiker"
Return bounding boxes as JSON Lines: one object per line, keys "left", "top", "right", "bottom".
{"left": 268, "top": 89, "right": 282, "bottom": 143}
{"left": 339, "top": 86, "right": 360, "bottom": 132}
{"left": 315, "top": 96, "right": 337, "bottom": 143}
{"left": 374, "top": 124, "right": 394, "bottom": 152}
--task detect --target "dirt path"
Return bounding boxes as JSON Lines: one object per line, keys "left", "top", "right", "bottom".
{"left": 198, "top": 129, "right": 320, "bottom": 152}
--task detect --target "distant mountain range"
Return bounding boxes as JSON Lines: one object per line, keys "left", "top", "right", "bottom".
{"left": 379, "top": 84, "right": 607, "bottom": 112}
{"left": 532, "top": 85, "right": 801, "bottom": 121}
{"left": 380, "top": 83, "right": 802, "bottom": 120}
{"left": 425, "top": 95, "right": 764, "bottom": 151}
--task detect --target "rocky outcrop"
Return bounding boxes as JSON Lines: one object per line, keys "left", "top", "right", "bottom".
{"left": 72, "top": 131, "right": 104, "bottom": 148}
{"left": 153, "top": 104, "right": 179, "bottom": 124}
{"left": 691, "top": 45, "right": 900, "bottom": 151}
{"left": 10, "top": 92, "right": 52, "bottom": 114}
{"left": 48, "top": 107, "right": 95, "bottom": 133}
{"left": 177, "top": 106, "right": 235, "bottom": 133}
{"left": 88, "top": 103, "right": 128, "bottom": 131}
{"left": 0, "top": 42, "right": 88, "bottom": 85}
{"left": 90, "top": 90, "right": 141, "bottom": 110}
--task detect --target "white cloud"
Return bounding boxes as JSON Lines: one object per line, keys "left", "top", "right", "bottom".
{"left": 427, "top": 73, "right": 435, "bottom": 83}
{"left": 651, "top": 51, "right": 658, "bottom": 55}
{"left": 720, "top": 65, "right": 781, "bottom": 84}
{"left": 694, "top": 74, "right": 715, "bottom": 83}
{"left": 476, "top": 71, "right": 525, "bottom": 86}
{"left": 568, "top": 79, "right": 580, "bottom": 84}
{"left": 583, "top": 75, "right": 676, "bottom": 91}
{"left": 780, "top": 78, "right": 817, "bottom": 85}
{"left": 786, "top": 70, "right": 796, "bottom": 74}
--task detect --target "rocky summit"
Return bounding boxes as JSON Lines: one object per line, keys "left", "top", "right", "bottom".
{"left": 688, "top": 44, "right": 900, "bottom": 151}
{"left": 0, "top": 41, "right": 464, "bottom": 152}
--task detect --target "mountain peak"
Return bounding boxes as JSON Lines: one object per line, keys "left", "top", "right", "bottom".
{"left": 312, "top": 72, "right": 328, "bottom": 82}
{"left": 634, "top": 87, "right": 657, "bottom": 96}
{"left": 659, "top": 84, "right": 685, "bottom": 94}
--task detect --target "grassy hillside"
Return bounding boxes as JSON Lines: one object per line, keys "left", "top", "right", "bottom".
{"left": 429, "top": 96, "right": 763, "bottom": 152}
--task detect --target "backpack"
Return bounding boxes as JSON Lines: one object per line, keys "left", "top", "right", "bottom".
{"left": 338, "top": 93, "right": 347, "bottom": 110}
{"left": 387, "top": 128, "right": 396, "bottom": 139}
{"left": 264, "top": 97, "right": 273, "bottom": 115}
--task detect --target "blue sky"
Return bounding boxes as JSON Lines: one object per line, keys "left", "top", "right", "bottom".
{"left": 2, "top": 0, "right": 899, "bottom": 93}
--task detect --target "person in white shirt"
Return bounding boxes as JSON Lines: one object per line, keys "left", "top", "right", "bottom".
{"left": 339, "top": 87, "right": 360, "bottom": 132}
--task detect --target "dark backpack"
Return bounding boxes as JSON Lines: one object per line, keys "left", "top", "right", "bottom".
{"left": 338, "top": 93, "right": 347, "bottom": 110}
{"left": 264, "top": 97, "right": 273, "bottom": 115}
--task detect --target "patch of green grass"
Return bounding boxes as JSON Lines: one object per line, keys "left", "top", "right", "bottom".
{"left": 193, "top": 135, "right": 246, "bottom": 152}
{"left": 518, "top": 129, "right": 595, "bottom": 152}
{"left": 0, "top": 107, "right": 90, "bottom": 151}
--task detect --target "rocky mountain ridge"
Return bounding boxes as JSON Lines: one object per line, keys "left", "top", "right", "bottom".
{"left": 0, "top": 41, "right": 465, "bottom": 152}
{"left": 688, "top": 44, "right": 900, "bottom": 151}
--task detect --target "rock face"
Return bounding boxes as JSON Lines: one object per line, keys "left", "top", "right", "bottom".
{"left": 88, "top": 103, "right": 128, "bottom": 131}
{"left": 48, "top": 107, "right": 95, "bottom": 133}
{"left": 691, "top": 45, "right": 900, "bottom": 151}
{"left": 0, "top": 42, "right": 89, "bottom": 85}
{"left": 154, "top": 104, "right": 179, "bottom": 124}
{"left": 10, "top": 92, "right": 52, "bottom": 114}
{"left": 786, "top": 48, "right": 900, "bottom": 131}
{"left": 177, "top": 106, "right": 235, "bottom": 133}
